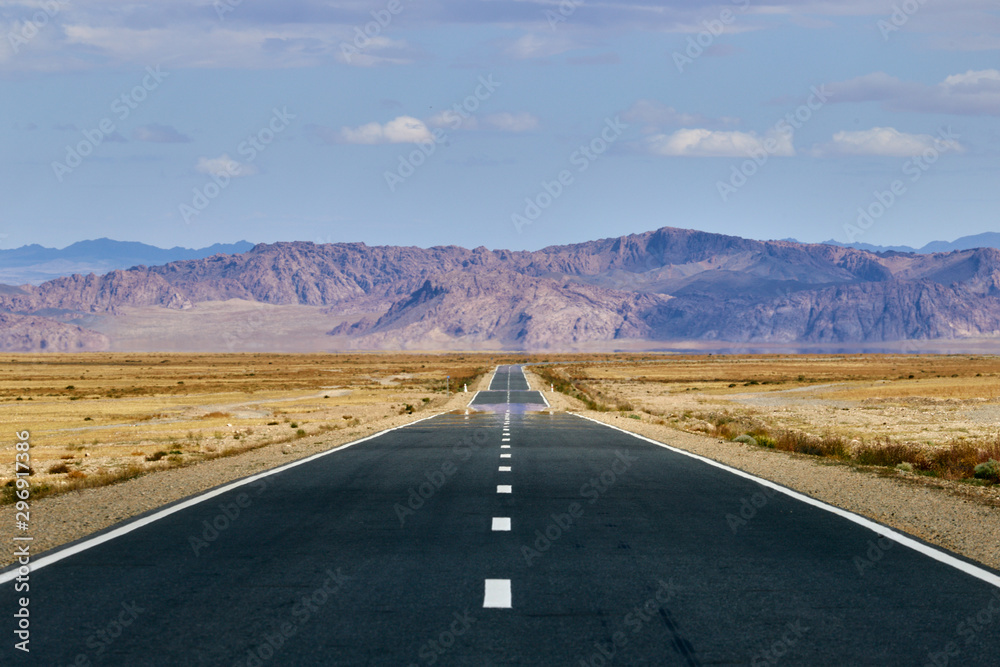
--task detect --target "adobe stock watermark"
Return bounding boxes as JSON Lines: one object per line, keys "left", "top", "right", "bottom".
{"left": 6, "top": 0, "right": 65, "bottom": 55}
{"left": 717, "top": 84, "right": 830, "bottom": 202}
{"left": 408, "top": 610, "right": 476, "bottom": 666}
{"left": 852, "top": 532, "right": 895, "bottom": 576}
{"left": 511, "top": 116, "right": 628, "bottom": 233}
{"left": 546, "top": 0, "right": 585, "bottom": 30}
{"left": 69, "top": 601, "right": 146, "bottom": 666}
{"left": 384, "top": 74, "right": 501, "bottom": 192}
{"left": 577, "top": 579, "right": 679, "bottom": 666}
{"left": 222, "top": 303, "right": 270, "bottom": 351}
{"left": 394, "top": 428, "right": 488, "bottom": 525}
{"left": 51, "top": 66, "right": 170, "bottom": 182}
{"left": 750, "top": 620, "right": 809, "bottom": 667}
{"left": 521, "top": 449, "right": 637, "bottom": 565}
{"left": 878, "top": 0, "right": 929, "bottom": 41}
{"left": 726, "top": 484, "right": 779, "bottom": 534}
{"left": 842, "top": 126, "right": 960, "bottom": 243}
{"left": 233, "top": 568, "right": 351, "bottom": 667}
{"left": 188, "top": 475, "right": 275, "bottom": 556}
{"left": 673, "top": 0, "right": 751, "bottom": 73}
{"left": 213, "top": 0, "right": 243, "bottom": 21}
{"left": 179, "top": 107, "right": 295, "bottom": 224}
{"left": 922, "top": 588, "right": 1000, "bottom": 667}
{"left": 340, "top": 0, "right": 413, "bottom": 64}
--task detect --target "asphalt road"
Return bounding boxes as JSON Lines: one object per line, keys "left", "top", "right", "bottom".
{"left": 3, "top": 365, "right": 1000, "bottom": 665}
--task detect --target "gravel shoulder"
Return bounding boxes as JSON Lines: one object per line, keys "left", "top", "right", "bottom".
{"left": 529, "top": 370, "right": 1000, "bottom": 572}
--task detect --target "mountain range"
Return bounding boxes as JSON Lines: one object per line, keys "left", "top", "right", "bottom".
{"left": 2, "top": 227, "right": 1000, "bottom": 352}
{"left": 791, "top": 232, "right": 1000, "bottom": 255}
{"left": 0, "top": 238, "right": 255, "bottom": 286}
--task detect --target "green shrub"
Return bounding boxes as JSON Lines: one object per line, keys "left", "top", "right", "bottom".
{"left": 733, "top": 434, "right": 757, "bottom": 447}
{"left": 974, "top": 459, "right": 1000, "bottom": 481}
{"left": 755, "top": 435, "right": 776, "bottom": 448}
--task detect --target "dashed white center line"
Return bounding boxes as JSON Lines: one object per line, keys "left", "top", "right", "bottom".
{"left": 499, "top": 466, "right": 511, "bottom": 472}
{"left": 501, "top": 445, "right": 510, "bottom": 449}
{"left": 502, "top": 438, "right": 510, "bottom": 442}
{"left": 492, "top": 517, "right": 511, "bottom": 531}
{"left": 497, "top": 485, "right": 512, "bottom": 494}
{"left": 500, "top": 453, "right": 511, "bottom": 458}
{"left": 483, "top": 579, "right": 512, "bottom": 608}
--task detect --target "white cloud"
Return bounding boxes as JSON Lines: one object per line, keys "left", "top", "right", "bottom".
{"left": 826, "top": 69, "right": 1000, "bottom": 116}
{"left": 196, "top": 154, "right": 256, "bottom": 177}
{"left": 644, "top": 128, "right": 794, "bottom": 158}
{"left": 425, "top": 111, "right": 539, "bottom": 133}
{"left": 338, "top": 116, "right": 433, "bottom": 144}
{"left": 504, "top": 33, "right": 588, "bottom": 59}
{"left": 2, "top": 0, "right": 997, "bottom": 73}
{"left": 811, "top": 127, "right": 964, "bottom": 157}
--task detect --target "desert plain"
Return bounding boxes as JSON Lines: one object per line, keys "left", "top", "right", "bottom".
{"left": 2, "top": 352, "right": 999, "bottom": 569}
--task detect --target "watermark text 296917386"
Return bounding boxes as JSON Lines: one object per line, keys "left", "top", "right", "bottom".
{"left": 13, "top": 430, "right": 32, "bottom": 653}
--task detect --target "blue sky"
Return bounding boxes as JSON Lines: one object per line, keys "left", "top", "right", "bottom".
{"left": 0, "top": 0, "right": 998, "bottom": 252}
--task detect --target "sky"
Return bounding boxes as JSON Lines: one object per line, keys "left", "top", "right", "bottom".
{"left": 0, "top": 0, "right": 998, "bottom": 253}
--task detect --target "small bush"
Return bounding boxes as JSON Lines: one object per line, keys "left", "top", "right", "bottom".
{"left": 290, "top": 422, "right": 298, "bottom": 428}
{"left": 855, "top": 442, "right": 921, "bottom": 468}
{"left": 146, "top": 451, "right": 168, "bottom": 462}
{"left": 733, "top": 434, "right": 757, "bottom": 447}
{"left": 267, "top": 421, "right": 279, "bottom": 426}
{"left": 974, "top": 459, "right": 1000, "bottom": 482}
{"left": 896, "top": 462, "right": 914, "bottom": 473}
{"left": 755, "top": 435, "right": 777, "bottom": 448}
{"left": 295, "top": 429, "right": 306, "bottom": 439}
{"left": 48, "top": 463, "right": 70, "bottom": 474}
{"left": 66, "top": 470, "right": 87, "bottom": 480}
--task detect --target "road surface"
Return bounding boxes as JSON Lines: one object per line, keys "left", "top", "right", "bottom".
{"left": 3, "top": 365, "right": 999, "bottom": 665}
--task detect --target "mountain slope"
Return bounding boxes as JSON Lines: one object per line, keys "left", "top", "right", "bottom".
{"left": 3, "top": 227, "right": 1000, "bottom": 351}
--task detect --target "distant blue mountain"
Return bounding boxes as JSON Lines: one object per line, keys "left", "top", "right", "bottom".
{"left": 788, "top": 232, "right": 1000, "bottom": 255}
{"left": 0, "top": 238, "right": 255, "bottom": 285}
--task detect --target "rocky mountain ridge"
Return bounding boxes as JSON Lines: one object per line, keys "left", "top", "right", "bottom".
{"left": 2, "top": 227, "right": 1000, "bottom": 351}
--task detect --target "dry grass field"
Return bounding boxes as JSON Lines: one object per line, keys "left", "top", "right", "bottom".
{"left": 538, "top": 354, "right": 1000, "bottom": 485}
{"left": 5, "top": 352, "right": 1000, "bottom": 506}
{"left": 0, "top": 352, "right": 506, "bottom": 503}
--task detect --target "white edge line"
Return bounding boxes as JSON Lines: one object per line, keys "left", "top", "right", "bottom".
{"left": 539, "top": 390, "right": 551, "bottom": 408}
{"left": 571, "top": 412, "right": 1000, "bottom": 591}
{"left": 467, "top": 390, "right": 481, "bottom": 407}
{"left": 0, "top": 411, "right": 447, "bottom": 585}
